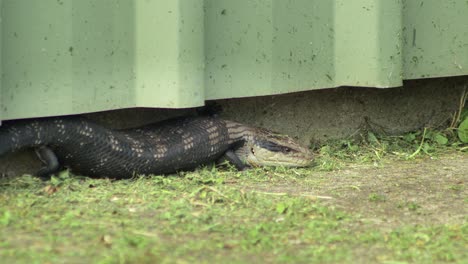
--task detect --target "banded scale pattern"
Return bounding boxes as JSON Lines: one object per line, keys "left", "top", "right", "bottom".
{"left": 0, "top": 116, "right": 243, "bottom": 178}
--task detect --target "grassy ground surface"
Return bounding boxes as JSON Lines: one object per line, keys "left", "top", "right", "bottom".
{"left": 0, "top": 130, "right": 467, "bottom": 263}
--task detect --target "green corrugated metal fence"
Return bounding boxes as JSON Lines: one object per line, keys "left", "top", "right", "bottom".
{"left": 1, "top": 0, "right": 467, "bottom": 120}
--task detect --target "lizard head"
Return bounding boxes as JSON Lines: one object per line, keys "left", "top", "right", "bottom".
{"left": 236, "top": 128, "right": 314, "bottom": 168}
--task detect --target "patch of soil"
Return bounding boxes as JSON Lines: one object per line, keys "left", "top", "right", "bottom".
{"left": 251, "top": 152, "right": 467, "bottom": 228}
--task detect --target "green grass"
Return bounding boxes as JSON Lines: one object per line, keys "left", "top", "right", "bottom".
{"left": 316, "top": 128, "right": 466, "bottom": 171}
{"left": 0, "top": 127, "right": 467, "bottom": 263}
{"left": 1, "top": 169, "right": 466, "bottom": 263}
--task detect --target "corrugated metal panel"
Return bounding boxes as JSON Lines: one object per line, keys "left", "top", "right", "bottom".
{"left": 402, "top": 0, "right": 468, "bottom": 79}
{"left": 1, "top": 0, "right": 467, "bottom": 120}
{"left": 1, "top": 0, "right": 205, "bottom": 120}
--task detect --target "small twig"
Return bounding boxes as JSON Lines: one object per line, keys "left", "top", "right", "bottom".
{"left": 300, "top": 194, "right": 333, "bottom": 200}
{"left": 205, "top": 186, "right": 240, "bottom": 204}
{"left": 348, "top": 128, "right": 363, "bottom": 139}
{"left": 131, "top": 230, "right": 159, "bottom": 238}
{"left": 255, "top": 191, "right": 288, "bottom": 196}
{"left": 189, "top": 200, "right": 211, "bottom": 207}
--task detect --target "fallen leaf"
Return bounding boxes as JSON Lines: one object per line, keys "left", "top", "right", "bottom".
{"left": 44, "top": 185, "right": 59, "bottom": 195}
{"left": 101, "top": 235, "right": 112, "bottom": 246}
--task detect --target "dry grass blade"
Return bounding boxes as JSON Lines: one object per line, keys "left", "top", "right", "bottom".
{"left": 408, "top": 128, "right": 427, "bottom": 159}
{"left": 254, "top": 190, "right": 333, "bottom": 200}
{"left": 450, "top": 85, "right": 467, "bottom": 128}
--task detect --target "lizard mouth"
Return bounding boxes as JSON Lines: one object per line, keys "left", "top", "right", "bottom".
{"left": 246, "top": 144, "right": 314, "bottom": 168}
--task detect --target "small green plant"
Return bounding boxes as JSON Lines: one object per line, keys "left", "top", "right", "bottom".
{"left": 452, "top": 88, "right": 468, "bottom": 143}
{"left": 458, "top": 116, "right": 468, "bottom": 143}
{"left": 368, "top": 193, "right": 387, "bottom": 202}
{"left": 407, "top": 202, "right": 421, "bottom": 211}
{"left": 397, "top": 201, "right": 421, "bottom": 212}
{"left": 448, "top": 184, "right": 463, "bottom": 191}
{"left": 0, "top": 211, "right": 12, "bottom": 226}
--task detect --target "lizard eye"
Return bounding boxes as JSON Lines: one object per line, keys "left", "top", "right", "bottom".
{"left": 250, "top": 148, "right": 255, "bottom": 154}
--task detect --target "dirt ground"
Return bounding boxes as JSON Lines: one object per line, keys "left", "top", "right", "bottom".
{"left": 249, "top": 152, "right": 467, "bottom": 228}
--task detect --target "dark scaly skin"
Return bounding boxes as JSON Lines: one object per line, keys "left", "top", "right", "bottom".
{"left": 0, "top": 116, "right": 240, "bottom": 178}
{"left": 0, "top": 116, "right": 314, "bottom": 178}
